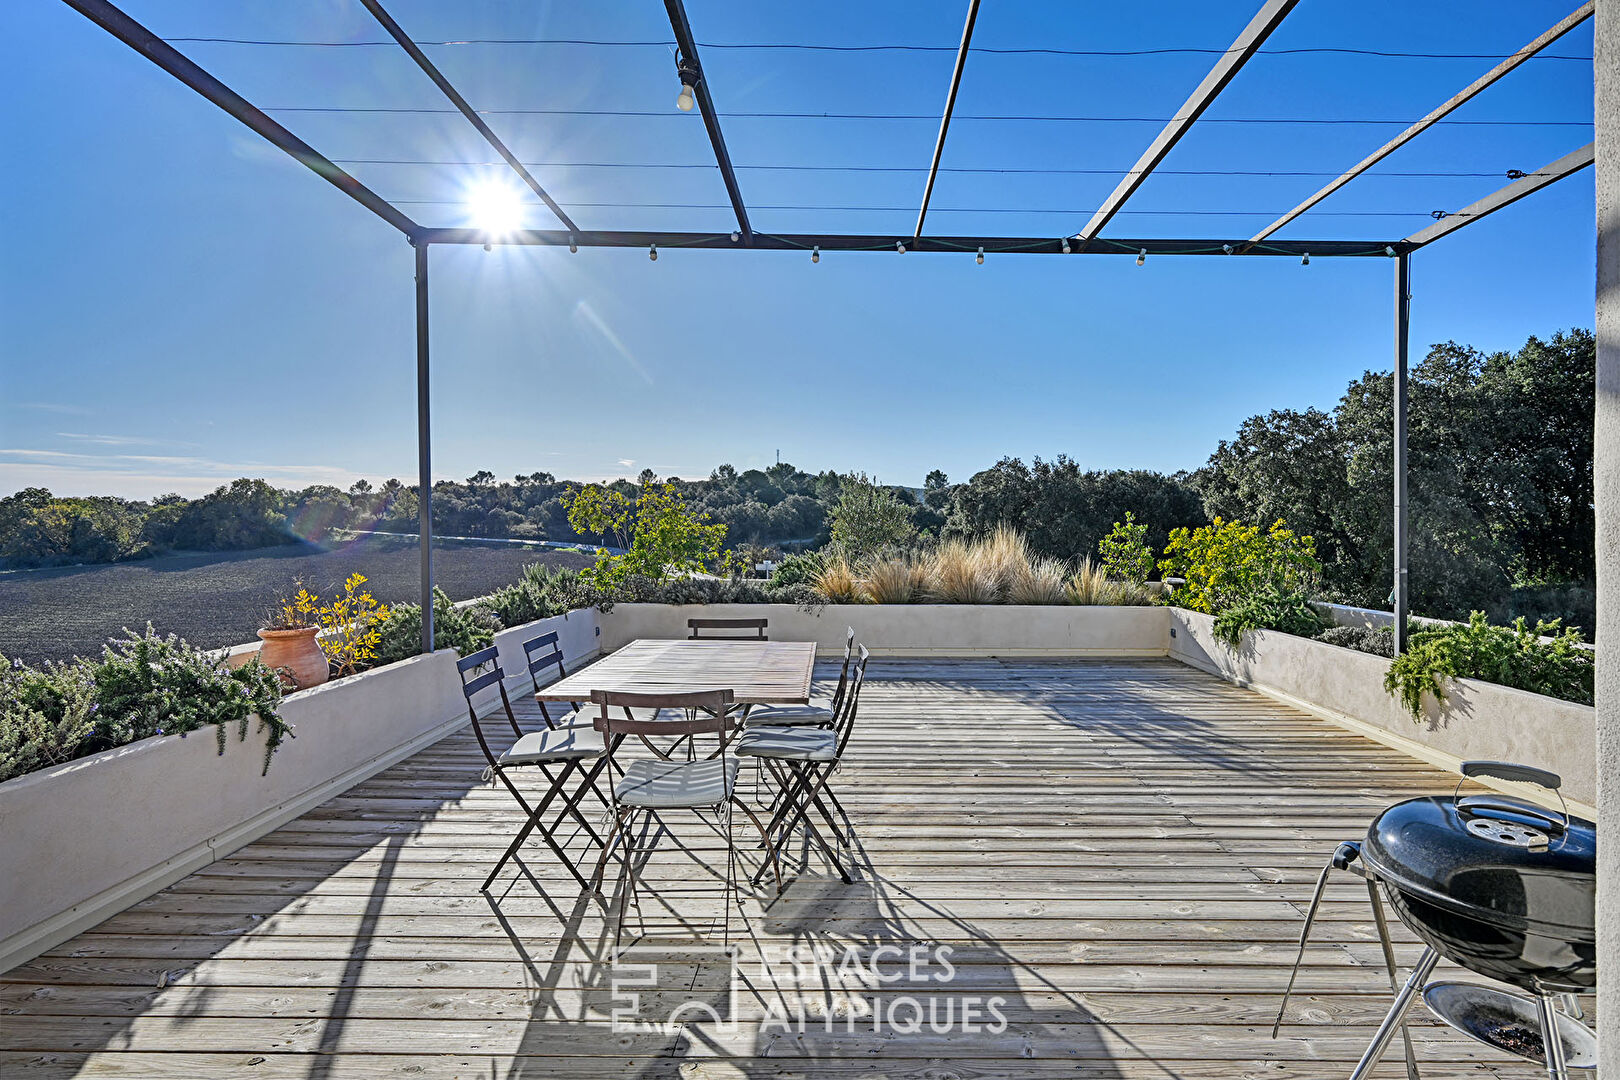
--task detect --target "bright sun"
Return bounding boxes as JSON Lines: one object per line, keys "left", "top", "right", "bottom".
{"left": 465, "top": 180, "right": 526, "bottom": 236}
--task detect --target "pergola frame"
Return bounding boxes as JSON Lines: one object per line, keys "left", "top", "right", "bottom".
{"left": 61, "top": 0, "right": 1597, "bottom": 659}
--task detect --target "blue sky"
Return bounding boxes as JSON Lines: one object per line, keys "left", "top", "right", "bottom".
{"left": 0, "top": 1, "right": 1597, "bottom": 498}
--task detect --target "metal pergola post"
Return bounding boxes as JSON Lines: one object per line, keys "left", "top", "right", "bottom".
{"left": 1393, "top": 252, "right": 1411, "bottom": 654}
{"left": 414, "top": 241, "right": 434, "bottom": 655}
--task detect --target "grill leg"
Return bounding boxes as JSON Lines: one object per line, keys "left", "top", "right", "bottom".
{"left": 1347, "top": 947, "right": 1440, "bottom": 1080}
{"left": 1536, "top": 993, "right": 1570, "bottom": 1080}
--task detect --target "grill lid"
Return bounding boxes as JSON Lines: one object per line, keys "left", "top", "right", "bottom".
{"left": 1360, "top": 792, "right": 1596, "bottom": 941}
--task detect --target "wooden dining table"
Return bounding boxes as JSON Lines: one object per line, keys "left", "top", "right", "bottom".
{"left": 536, "top": 638, "right": 817, "bottom": 707}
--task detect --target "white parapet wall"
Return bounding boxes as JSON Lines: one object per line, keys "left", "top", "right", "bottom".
{"left": 598, "top": 602, "right": 1171, "bottom": 657}
{"left": 1169, "top": 607, "right": 1598, "bottom": 811}
{"left": 0, "top": 648, "right": 470, "bottom": 973}
{"left": 0, "top": 607, "right": 604, "bottom": 975}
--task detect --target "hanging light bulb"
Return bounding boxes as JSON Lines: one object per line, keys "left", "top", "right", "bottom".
{"left": 897, "top": 240, "right": 907, "bottom": 254}
{"left": 483, "top": 242, "right": 492, "bottom": 252}
{"left": 649, "top": 244, "right": 658, "bottom": 262}
{"left": 1061, "top": 238, "right": 1071, "bottom": 255}
{"left": 568, "top": 237, "right": 578, "bottom": 254}
{"left": 1136, "top": 249, "right": 1147, "bottom": 267}
{"left": 811, "top": 246, "right": 820, "bottom": 264}
{"left": 675, "top": 60, "right": 700, "bottom": 113}
{"left": 730, "top": 230, "right": 740, "bottom": 243}
{"left": 1301, "top": 251, "right": 1310, "bottom": 266}
{"left": 1222, "top": 244, "right": 1233, "bottom": 255}
{"left": 976, "top": 247, "right": 985, "bottom": 265}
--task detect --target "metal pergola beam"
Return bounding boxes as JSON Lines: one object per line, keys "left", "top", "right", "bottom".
{"left": 915, "top": 0, "right": 982, "bottom": 238}
{"left": 664, "top": 0, "right": 752, "bottom": 242}
{"left": 60, "top": 0, "right": 419, "bottom": 238}
{"left": 1402, "top": 143, "right": 1595, "bottom": 247}
{"left": 1245, "top": 2, "right": 1593, "bottom": 250}
{"left": 358, "top": 0, "right": 580, "bottom": 238}
{"left": 416, "top": 228, "right": 1404, "bottom": 257}
{"left": 1075, "top": 0, "right": 1300, "bottom": 247}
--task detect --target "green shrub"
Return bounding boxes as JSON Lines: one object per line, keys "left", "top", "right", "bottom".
{"left": 1211, "top": 588, "right": 1326, "bottom": 648}
{"left": 1, "top": 654, "right": 98, "bottom": 783}
{"left": 1098, "top": 512, "right": 1155, "bottom": 584}
{"left": 374, "top": 587, "right": 498, "bottom": 666}
{"left": 91, "top": 627, "right": 290, "bottom": 773}
{"left": 1384, "top": 612, "right": 1593, "bottom": 718}
{"left": 1315, "top": 625, "right": 1394, "bottom": 658}
{"left": 2, "top": 628, "right": 289, "bottom": 784}
{"left": 1159, "top": 517, "right": 1320, "bottom": 614}
{"left": 475, "top": 563, "right": 587, "bottom": 627}
{"left": 764, "top": 550, "right": 823, "bottom": 592}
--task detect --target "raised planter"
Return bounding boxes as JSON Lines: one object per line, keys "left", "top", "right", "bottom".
{"left": 599, "top": 602, "right": 1169, "bottom": 657}
{"left": 0, "top": 648, "right": 469, "bottom": 974}
{"left": 1168, "top": 608, "right": 1597, "bottom": 810}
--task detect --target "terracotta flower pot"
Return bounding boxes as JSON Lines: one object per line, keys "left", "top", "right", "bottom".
{"left": 257, "top": 626, "right": 329, "bottom": 690}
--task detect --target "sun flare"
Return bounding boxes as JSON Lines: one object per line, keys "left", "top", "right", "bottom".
{"left": 464, "top": 180, "right": 526, "bottom": 236}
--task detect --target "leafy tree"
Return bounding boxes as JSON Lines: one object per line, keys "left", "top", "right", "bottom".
{"left": 829, "top": 474, "right": 916, "bottom": 559}
{"left": 948, "top": 457, "right": 1203, "bottom": 562}
{"left": 566, "top": 483, "right": 727, "bottom": 584}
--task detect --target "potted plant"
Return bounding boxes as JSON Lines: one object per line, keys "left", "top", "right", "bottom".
{"left": 259, "top": 584, "right": 328, "bottom": 690}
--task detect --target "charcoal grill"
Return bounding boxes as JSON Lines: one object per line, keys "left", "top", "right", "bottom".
{"left": 1275, "top": 761, "right": 1597, "bottom": 1080}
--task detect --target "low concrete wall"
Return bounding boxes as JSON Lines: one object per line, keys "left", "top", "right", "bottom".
{"left": 487, "top": 607, "right": 603, "bottom": 704}
{"left": 0, "top": 648, "right": 470, "bottom": 974}
{"left": 1169, "top": 608, "right": 1598, "bottom": 811}
{"left": 599, "top": 602, "right": 1170, "bottom": 657}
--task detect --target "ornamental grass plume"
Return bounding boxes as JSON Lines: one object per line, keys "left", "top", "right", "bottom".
{"left": 813, "top": 551, "right": 864, "bottom": 603}
{"left": 1008, "top": 554, "right": 1070, "bottom": 605}
{"left": 1065, "top": 557, "right": 1121, "bottom": 606}
{"left": 972, "top": 526, "right": 1030, "bottom": 599}
{"left": 928, "top": 539, "right": 999, "bottom": 604}
{"left": 861, "top": 555, "right": 930, "bottom": 604}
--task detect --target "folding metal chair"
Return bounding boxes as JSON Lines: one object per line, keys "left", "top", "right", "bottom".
{"left": 455, "top": 646, "right": 611, "bottom": 894}
{"left": 736, "top": 645, "right": 869, "bottom": 885}
{"left": 587, "top": 688, "right": 781, "bottom": 943}
{"left": 687, "top": 617, "right": 768, "bottom": 640}
{"left": 746, "top": 625, "right": 855, "bottom": 727}
{"left": 521, "top": 631, "right": 590, "bottom": 729}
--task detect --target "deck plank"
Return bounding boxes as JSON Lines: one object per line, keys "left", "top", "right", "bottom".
{"left": 0, "top": 656, "right": 1574, "bottom": 1078}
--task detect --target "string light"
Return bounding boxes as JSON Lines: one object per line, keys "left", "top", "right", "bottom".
{"left": 1222, "top": 244, "right": 1233, "bottom": 254}
{"left": 568, "top": 237, "right": 578, "bottom": 253}
{"left": 649, "top": 243, "right": 658, "bottom": 261}
{"left": 1301, "top": 251, "right": 1310, "bottom": 266}
{"left": 1385, "top": 245, "right": 1397, "bottom": 256}
{"left": 1060, "top": 238, "right": 1071, "bottom": 254}
{"left": 897, "top": 240, "right": 907, "bottom": 254}
{"left": 483, "top": 242, "right": 492, "bottom": 252}
{"left": 811, "top": 245, "right": 820, "bottom": 263}
{"left": 1136, "top": 249, "right": 1146, "bottom": 266}
{"left": 730, "top": 230, "right": 740, "bottom": 242}
{"left": 976, "top": 247, "right": 984, "bottom": 264}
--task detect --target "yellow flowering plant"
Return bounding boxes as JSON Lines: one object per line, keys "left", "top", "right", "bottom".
{"left": 319, "top": 573, "right": 390, "bottom": 677}
{"left": 1158, "top": 517, "right": 1320, "bottom": 614}
{"left": 265, "top": 581, "right": 322, "bottom": 630}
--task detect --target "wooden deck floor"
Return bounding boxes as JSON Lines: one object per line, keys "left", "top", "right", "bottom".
{"left": 0, "top": 657, "right": 1572, "bottom": 1079}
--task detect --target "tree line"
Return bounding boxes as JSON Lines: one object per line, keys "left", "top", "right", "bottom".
{"left": 1, "top": 328, "right": 1593, "bottom": 630}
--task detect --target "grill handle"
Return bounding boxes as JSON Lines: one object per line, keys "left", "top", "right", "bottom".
{"left": 1456, "top": 761, "right": 1569, "bottom": 835}
{"left": 1461, "top": 760, "right": 1561, "bottom": 790}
